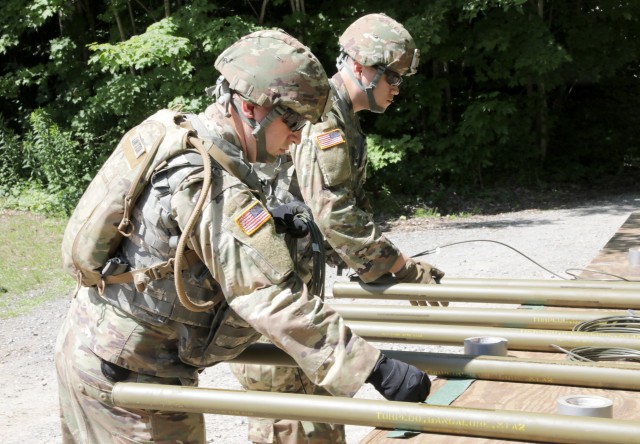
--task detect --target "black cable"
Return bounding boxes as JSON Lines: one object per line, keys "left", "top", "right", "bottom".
{"left": 296, "top": 367, "right": 308, "bottom": 395}
{"left": 411, "top": 239, "right": 640, "bottom": 282}
{"left": 292, "top": 214, "right": 326, "bottom": 299}
{"left": 564, "top": 268, "right": 632, "bottom": 282}
{"left": 411, "top": 239, "right": 568, "bottom": 280}
{"left": 306, "top": 217, "right": 325, "bottom": 298}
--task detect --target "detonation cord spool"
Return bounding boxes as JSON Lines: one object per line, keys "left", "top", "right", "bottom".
{"left": 553, "top": 313, "right": 640, "bottom": 363}
{"left": 289, "top": 213, "right": 326, "bottom": 300}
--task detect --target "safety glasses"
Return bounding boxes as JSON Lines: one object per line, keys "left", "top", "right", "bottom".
{"left": 281, "top": 109, "right": 307, "bottom": 132}
{"left": 383, "top": 68, "right": 403, "bottom": 87}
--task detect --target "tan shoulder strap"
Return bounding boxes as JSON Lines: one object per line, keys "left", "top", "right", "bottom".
{"left": 207, "top": 141, "right": 245, "bottom": 180}
{"left": 172, "top": 136, "right": 216, "bottom": 312}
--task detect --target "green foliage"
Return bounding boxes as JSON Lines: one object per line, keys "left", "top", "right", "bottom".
{"left": 0, "top": 120, "right": 24, "bottom": 188}
{"left": 367, "top": 134, "right": 423, "bottom": 171}
{"left": 1, "top": 114, "right": 77, "bottom": 216}
{"left": 0, "top": 184, "right": 68, "bottom": 216}
{"left": 89, "top": 19, "right": 192, "bottom": 74}
{"left": 1, "top": 0, "right": 640, "bottom": 215}
{"left": 442, "top": 93, "right": 527, "bottom": 186}
{"left": 459, "top": 0, "right": 527, "bottom": 21}
{"left": 0, "top": 0, "right": 67, "bottom": 53}
{"left": 413, "top": 205, "right": 441, "bottom": 218}
{"left": 22, "top": 110, "right": 96, "bottom": 213}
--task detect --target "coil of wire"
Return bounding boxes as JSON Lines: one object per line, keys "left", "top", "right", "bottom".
{"left": 567, "top": 315, "right": 640, "bottom": 362}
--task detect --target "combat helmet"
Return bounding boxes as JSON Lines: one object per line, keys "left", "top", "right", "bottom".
{"left": 212, "top": 29, "right": 332, "bottom": 162}
{"left": 337, "top": 13, "right": 419, "bottom": 113}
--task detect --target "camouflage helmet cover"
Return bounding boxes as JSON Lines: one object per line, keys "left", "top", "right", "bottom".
{"left": 214, "top": 29, "right": 331, "bottom": 123}
{"left": 339, "top": 13, "right": 419, "bottom": 76}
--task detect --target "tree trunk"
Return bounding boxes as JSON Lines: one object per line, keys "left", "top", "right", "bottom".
{"left": 127, "top": 0, "right": 137, "bottom": 35}
{"left": 535, "top": 0, "right": 548, "bottom": 161}
{"left": 113, "top": 8, "right": 127, "bottom": 42}
{"left": 436, "top": 60, "right": 453, "bottom": 130}
{"left": 291, "top": 0, "right": 304, "bottom": 13}
{"left": 75, "top": 0, "right": 94, "bottom": 62}
{"left": 133, "top": 0, "right": 157, "bottom": 21}
{"left": 113, "top": 5, "right": 136, "bottom": 75}
{"left": 259, "top": 0, "right": 269, "bottom": 25}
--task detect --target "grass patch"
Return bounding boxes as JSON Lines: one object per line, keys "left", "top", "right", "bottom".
{"left": 0, "top": 210, "right": 74, "bottom": 318}
{"left": 412, "top": 206, "right": 441, "bottom": 218}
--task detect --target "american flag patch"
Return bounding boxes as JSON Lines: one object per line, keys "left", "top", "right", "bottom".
{"left": 236, "top": 202, "right": 271, "bottom": 236}
{"left": 316, "top": 130, "right": 345, "bottom": 150}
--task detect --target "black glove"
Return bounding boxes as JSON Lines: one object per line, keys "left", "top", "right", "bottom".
{"left": 366, "top": 353, "right": 431, "bottom": 402}
{"left": 270, "top": 201, "right": 311, "bottom": 238}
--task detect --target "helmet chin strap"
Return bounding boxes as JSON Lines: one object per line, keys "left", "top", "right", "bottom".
{"left": 336, "top": 53, "right": 386, "bottom": 114}
{"left": 231, "top": 100, "right": 283, "bottom": 163}
{"left": 250, "top": 106, "right": 286, "bottom": 163}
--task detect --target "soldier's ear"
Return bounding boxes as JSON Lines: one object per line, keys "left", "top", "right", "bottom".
{"left": 352, "top": 61, "right": 364, "bottom": 79}
{"left": 241, "top": 100, "right": 256, "bottom": 119}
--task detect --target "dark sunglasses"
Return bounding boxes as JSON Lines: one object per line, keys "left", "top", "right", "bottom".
{"left": 383, "top": 68, "right": 403, "bottom": 87}
{"left": 281, "top": 109, "right": 307, "bottom": 132}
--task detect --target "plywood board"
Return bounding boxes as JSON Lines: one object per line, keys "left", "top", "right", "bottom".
{"left": 362, "top": 212, "right": 640, "bottom": 443}
{"left": 580, "top": 212, "right": 640, "bottom": 280}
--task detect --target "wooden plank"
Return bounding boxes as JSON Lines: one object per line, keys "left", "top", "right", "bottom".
{"left": 580, "top": 211, "right": 640, "bottom": 280}
{"left": 361, "top": 353, "right": 640, "bottom": 443}
{"left": 361, "top": 211, "right": 640, "bottom": 444}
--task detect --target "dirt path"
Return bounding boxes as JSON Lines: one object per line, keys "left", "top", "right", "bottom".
{"left": 1, "top": 192, "right": 638, "bottom": 443}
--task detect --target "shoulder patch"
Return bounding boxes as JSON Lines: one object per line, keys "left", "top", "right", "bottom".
{"left": 316, "top": 130, "right": 345, "bottom": 150}
{"left": 236, "top": 201, "right": 271, "bottom": 236}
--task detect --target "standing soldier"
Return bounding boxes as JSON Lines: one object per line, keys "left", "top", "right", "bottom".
{"left": 232, "top": 14, "right": 446, "bottom": 443}
{"left": 55, "top": 29, "right": 431, "bottom": 444}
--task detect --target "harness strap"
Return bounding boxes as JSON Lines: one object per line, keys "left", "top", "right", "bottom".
{"left": 99, "top": 251, "right": 213, "bottom": 290}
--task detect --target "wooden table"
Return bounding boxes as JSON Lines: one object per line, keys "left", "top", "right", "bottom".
{"left": 361, "top": 211, "right": 640, "bottom": 444}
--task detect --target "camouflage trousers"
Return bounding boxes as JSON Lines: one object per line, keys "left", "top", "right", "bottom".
{"left": 230, "top": 363, "right": 346, "bottom": 444}
{"left": 54, "top": 296, "right": 205, "bottom": 444}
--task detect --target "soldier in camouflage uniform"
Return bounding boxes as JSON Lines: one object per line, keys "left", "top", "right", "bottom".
{"left": 55, "top": 29, "right": 431, "bottom": 444}
{"left": 232, "top": 14, "right": 447, "bottom": 443}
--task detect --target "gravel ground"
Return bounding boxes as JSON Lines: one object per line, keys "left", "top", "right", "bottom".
{"left": 1, "top": 191, "right": 639, "bottom": 444}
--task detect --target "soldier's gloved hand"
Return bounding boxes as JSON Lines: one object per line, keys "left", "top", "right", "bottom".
{"left": 270, "top": 201, "right": 311, "bottom": 238}
{"left": 366, "top": 353, "right": 431, "bottom": 402}
{"left": 394, "top": 258, "right": 448, "bottom": 307}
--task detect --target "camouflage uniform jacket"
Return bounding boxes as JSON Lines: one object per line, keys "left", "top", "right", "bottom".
{"left": 290, "top": 73, "right": 402, "bottom": 282}
{"left": 73, "top": 103, "right": 379, "bottom": 396}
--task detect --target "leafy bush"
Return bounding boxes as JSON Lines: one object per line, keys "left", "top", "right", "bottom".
{"left": 2, "top": 0, "right": 640, "bottom": 217}
{"left": 21, "top": 109, "right": 97, "bottom": 213}
{"left": 0, "top": 119, "right": 24, "bottom": 188}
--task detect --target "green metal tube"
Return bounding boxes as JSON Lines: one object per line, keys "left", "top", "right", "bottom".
{"left": 332, "top": 282, "right": 640, "bottom": 309}
{"left": 230, "top": 344, "right": 640, "bottom": 391}
{"left": 330, "top": 304, "right": 626, "bottom": 330}
{"left": 346, "top": 320, "right": 640, "bottom": 351}
{"left": 112, "top": 383, "right": 640, "bottom": 443}
{"left": 443, "top": 277, "right": 640, "bottom": 290}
